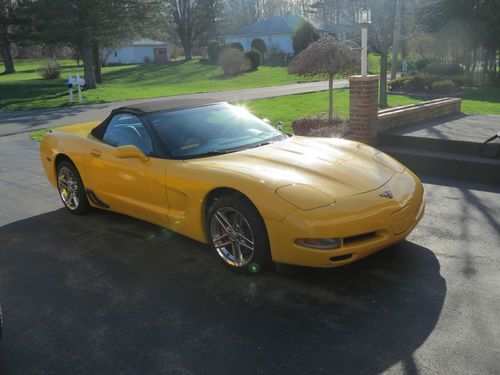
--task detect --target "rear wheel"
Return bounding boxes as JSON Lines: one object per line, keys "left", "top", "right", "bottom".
{"left": 56, "top": 160, "right": 90, "bottom": 214}
{"left": 207, "top": 194, "right": 271, "bottom": 274}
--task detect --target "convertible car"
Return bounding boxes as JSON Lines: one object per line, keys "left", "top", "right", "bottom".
{"left": 40, "top": 99, "right": 424, "bottom": 273}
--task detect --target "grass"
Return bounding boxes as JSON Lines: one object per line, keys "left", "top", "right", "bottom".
{"left": 243, "top": 89, "right": 422, "bottom": 132}
{"left": 461, "top": 86, "right": 500, "bottom": 115}
{"left": 0, "top": 59, "right": 316, "bottom": 110}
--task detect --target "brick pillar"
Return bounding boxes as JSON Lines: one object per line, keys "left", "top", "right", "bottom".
{"left": 348, "top": 75, "right": 379, "bottom": 145}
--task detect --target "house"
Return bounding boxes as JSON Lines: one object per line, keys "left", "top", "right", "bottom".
{"left": 222, "top": 14, "right": 352, "bottom": 54}
{"left": 106, "top": 39, "right": 170, "bottom": 65}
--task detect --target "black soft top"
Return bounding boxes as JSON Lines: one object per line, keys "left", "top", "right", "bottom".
{"left": 91, "top": 98, "right": 224, "bottom": 140}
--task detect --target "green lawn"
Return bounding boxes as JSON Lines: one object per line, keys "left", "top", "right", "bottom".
{"left": 0, "top": 59, "right": 315, "bottom": 110}
{"left": 244, "top": 89, "right": 423, "bottom": 132}
{"left": 461, "top": 86, "right": 500, "bottom": 115}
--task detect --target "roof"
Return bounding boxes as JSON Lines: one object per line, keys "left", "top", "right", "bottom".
{"left": 115, "top": 98, "right": 224, "bottom": 114}
{"left": 226, "top": 15, "right": 306, "bottom": 36}
{"left": 129, "top": 39, "right": 168, "bottom": 46}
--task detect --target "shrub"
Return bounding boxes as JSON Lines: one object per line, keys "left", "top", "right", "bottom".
{"left": 431, "top": 79, "right": 458, "bottom": 94}
{"left": 245, "top": 49, "right": 262, "bottom": 70}
{"left": 415, "top": 58, "right": 432, "bottom": 72}
{"left": 143, "top": 56, "right": 151, "bottom": 63}
{"left": 293, "top": 21, "right": 320, "bottom": 55}
{"left": 219, "top": 48, "right": 247, "bottom": 76}
{"left": 389, "top": 77, "right": 413, "bottom": 91}
{"left": 251, "top": 38, "right": 267, "bottom": 55}
{"left": 225, "top": 42, "right": 244, "bottom": 51}
{"left": 292, "top": 114, "right": 347, "bottom": 137}
{"left": 39, "top": 59, "right": 61, "bottom": 79}
{"left": 425, "top": 62, "right": 464, "bottom": 76}
{"left": 449, "top": 74, "right": 471, "bottom": 87}
{"left": 207, "top": 42, "right": 221, "bottom": 63}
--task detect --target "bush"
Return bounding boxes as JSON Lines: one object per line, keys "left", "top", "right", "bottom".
{"left": 425, "top": 62, "right": 464, "bottom": 76}
{"left": 251, "top": 38, "right": 267, "bottom": 55}
{"left": 292, "top": 114, "right": 347, "bottom": 137}
{"left": 415, "top": 58, "right": 432, "bottom": 72}
{"left": 207, "top": 41, "right": 221, "bottom": 63}
{"left": 245, "top": 49, "right": 262, "bottom": 70}
{"left": 225, "top": 42, "right": 244, "bottom": 52}
{"left": 39, "top": 59, "right": 61, "bottom": 79}
{"left": 449, "top": 74, "right": 471, "bottom": 87}
{"left": 431, "top": 79, "right": 458, "bottom": 94}
{"left": 219, "top": 48, "right": 247, "bottom": 76}
{"left": 389, "top": 77, "right": 413, "bottom": 91}
{"left": 143, "top": 56, "right": 151, "bottom": 63}
{"left": 293, "top": 21, "right": 320, "bottom": 55}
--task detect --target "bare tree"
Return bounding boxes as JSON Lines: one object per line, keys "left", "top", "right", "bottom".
{"left": 166, "top": 0, "right": 218, "bottom": 61}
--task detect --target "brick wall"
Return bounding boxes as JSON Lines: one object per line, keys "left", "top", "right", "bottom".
{"left": 347, "top": 75, "right": 379, "bottom": 145}
{"left": 378, "top": 98, "right": 462, "bottom": 132}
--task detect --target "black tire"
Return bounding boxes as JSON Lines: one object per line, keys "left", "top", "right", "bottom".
{"left": 56, "top": 160, "right": 90, "bottom": 215}
{"left": 207, "top": 194, "right": 272, "bottom": 274}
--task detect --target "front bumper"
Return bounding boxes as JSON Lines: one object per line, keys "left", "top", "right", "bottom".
{"left": 266, "top": 169, "right": 425, "bottom": 268}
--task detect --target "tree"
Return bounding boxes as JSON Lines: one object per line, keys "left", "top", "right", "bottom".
{"left": 292, "top": 20, "right": 319, "bottom": 55}
{"left": 419, "top": 0, "right": 500, "bottom": 84}
{"left": 368, "top": 0, "right": 396, "bottom": 108}
{"left": 35, "top": 0, "right": 160, "bottom": 89}
{"left": 166, "top": 0, "right": 218, "bottom": 61}
{"left": 390, "top": 0, "right": 402, "bottom": 80}
{"left": 0, "top": 0, "right": 31, "bottom": 74}
{"left": 251, "top": 38, "right": 267, "bottom": 54}
{"left": 288, "top": 37, "right": 359, "bottom": 120}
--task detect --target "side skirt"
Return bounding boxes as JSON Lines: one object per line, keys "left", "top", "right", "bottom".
{"left": 85, "top": 189, "right": 110, "bottom": 209}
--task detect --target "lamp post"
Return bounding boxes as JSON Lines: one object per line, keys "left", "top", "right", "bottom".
{"left": 359, "top": 5, "right": 371, "bottom": 77}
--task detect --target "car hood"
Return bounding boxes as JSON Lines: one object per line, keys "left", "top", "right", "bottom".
{"left": 186, "top": 136, "right": 395, "bottom": 199}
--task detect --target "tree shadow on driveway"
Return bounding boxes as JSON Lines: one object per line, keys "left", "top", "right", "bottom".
{"left": 0, "top": 209, "right": 446, "bottom": 374}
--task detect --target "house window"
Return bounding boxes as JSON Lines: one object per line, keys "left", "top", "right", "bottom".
{"left": 114, "top": 52, "right": 117, "bottom": 57}
{"left": 268, "top": 35, "right": 273, "bottom": 42}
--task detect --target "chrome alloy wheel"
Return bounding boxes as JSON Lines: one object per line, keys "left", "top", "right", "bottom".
{"left": 210, "top": 207, "right": 255, "bottom": 267}
{"left": 57, "top": 166, "right": 80, "bottom": 210}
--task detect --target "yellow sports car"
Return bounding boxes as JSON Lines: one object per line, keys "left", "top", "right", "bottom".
{"left": 40, "top": 99, "right": 424, "bottom": 274}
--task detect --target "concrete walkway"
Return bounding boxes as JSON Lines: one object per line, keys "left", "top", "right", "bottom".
{"left": 0, "top": 79, "right": 350, "bottom": 136}
{"left": 387, "top": 113, "right": 500, "bottom": 143}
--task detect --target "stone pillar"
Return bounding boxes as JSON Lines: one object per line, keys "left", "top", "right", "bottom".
{"left": 348, "top": 75, "right": 379, "bottom": 145}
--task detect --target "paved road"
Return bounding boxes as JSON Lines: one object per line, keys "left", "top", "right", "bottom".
{"left": 0, "top": 80, "right": 347, "bottom": 137}
{"left": 0, "top": 133, "right": 499, "bottom": 374}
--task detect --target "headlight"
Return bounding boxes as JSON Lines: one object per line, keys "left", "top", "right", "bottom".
{"left": 276, "top": 184, "right": 334, "bottom": 210}
{"left": 295, "top": 238, "right": 341, "bottom": 250}
{"left": 373, "top": 152, "right": 405, "bottom": 173}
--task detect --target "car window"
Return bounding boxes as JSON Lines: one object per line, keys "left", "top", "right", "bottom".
{"left": 103, "top": 114, "right": 154, "bottom": 156}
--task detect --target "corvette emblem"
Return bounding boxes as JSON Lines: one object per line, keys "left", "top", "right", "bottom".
{"left": 380, "top": 191, "right": 394, "bottom": 199}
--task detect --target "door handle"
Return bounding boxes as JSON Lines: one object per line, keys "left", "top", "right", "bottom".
{"left": 90, "top": 149, "right": 101, "bottom": 157}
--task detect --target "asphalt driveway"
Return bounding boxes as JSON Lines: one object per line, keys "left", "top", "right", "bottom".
{"left": 0, "top": 133, "right": 499, "bottom": 374}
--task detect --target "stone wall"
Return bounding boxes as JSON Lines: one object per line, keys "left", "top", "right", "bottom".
{"left": 378, "top": 98, "right": 462, "bottom": 132}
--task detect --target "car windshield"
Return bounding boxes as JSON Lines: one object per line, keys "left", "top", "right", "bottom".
{"left": 146, "top": 103, "right": 286, "bottom": 158}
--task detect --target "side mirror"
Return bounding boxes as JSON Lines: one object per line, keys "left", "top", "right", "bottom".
{"left": 114, "top": 145, "right": 149, "bottom": 162}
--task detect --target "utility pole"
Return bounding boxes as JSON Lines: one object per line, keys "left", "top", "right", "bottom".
{"left": 391, "top": 0, "right": 402, "bottom": 80}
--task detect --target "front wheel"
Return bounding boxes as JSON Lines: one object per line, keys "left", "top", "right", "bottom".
{"left": 57, "top": 160, "right": 90, "bottom": 215}
{"left": 207, "top": 195, "right": 271, "bottom": 274}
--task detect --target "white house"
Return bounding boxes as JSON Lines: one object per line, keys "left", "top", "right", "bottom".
{"left": 106, "top": 39, "right": 170, "bottom": 65}
{"left": 222, "top": 15, "right": 352, "bottom": 54}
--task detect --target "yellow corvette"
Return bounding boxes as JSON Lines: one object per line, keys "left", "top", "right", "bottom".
{"left": 40, "top": 99, "right": 424, "bottom": 273}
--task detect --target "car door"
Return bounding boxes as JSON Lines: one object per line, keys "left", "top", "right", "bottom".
{"left": 87, "top": 113, "right": 169, "bottom": 227}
